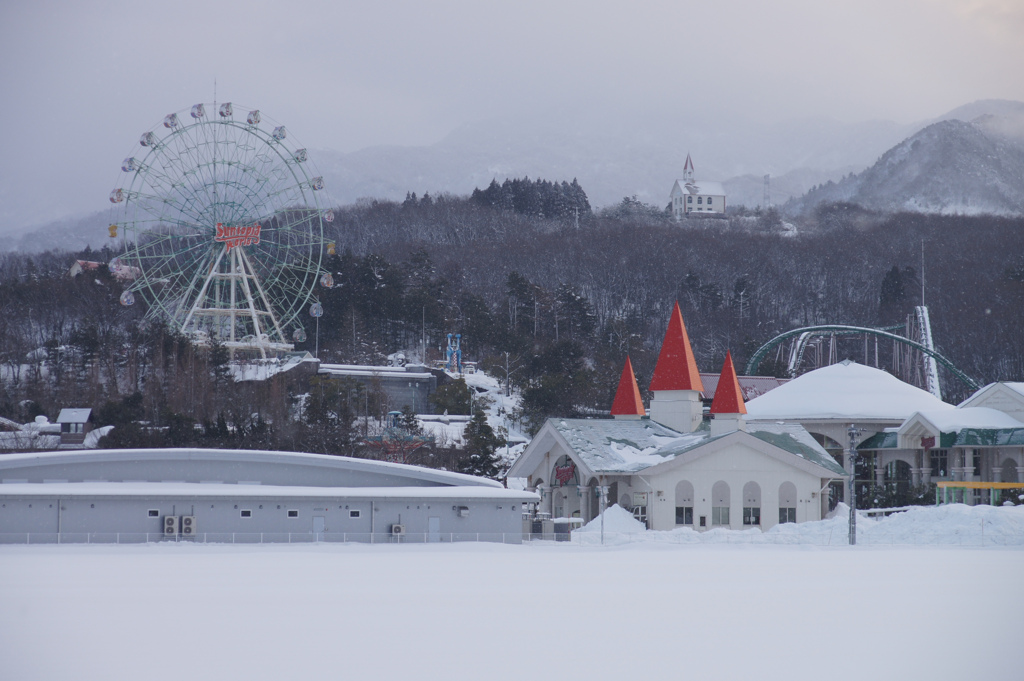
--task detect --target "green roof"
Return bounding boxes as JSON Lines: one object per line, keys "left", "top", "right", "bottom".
{"left": 749, "top": 428, "right": 847, "bottom": 476}
{"left": 858, "top": 431, "right": 898, "bottom": 450}
{"left": 955, "top": 428, "right": 1024, "bottom": 447}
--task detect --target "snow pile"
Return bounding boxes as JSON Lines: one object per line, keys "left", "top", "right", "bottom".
{"left": 573, "top": 503, "right": 1024, "bottom": 546}
{"left": 83, "top": 425, "right": 113, "bottom": 448}
{"left": 576, "top": 504, "right": 646, "bottom": 534}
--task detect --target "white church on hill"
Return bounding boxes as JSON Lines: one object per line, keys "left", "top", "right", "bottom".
{"left": 508, "top": 304, "right": 846, "bottom": 531}
{"left": 670, "top": 153, "right": 727, "bottom": 218}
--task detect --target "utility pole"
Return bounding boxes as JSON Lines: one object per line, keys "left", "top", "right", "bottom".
{"left": 848, "top": 424, "right": 863, "bottom": 545}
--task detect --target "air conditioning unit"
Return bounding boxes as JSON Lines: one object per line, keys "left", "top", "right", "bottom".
{"left": 163, "top": 516, "right": 179, "bottom": 536}
{"left": 391, "top": 524, "right": 405, "bottom": 536}
{"left": 180, "top": 516, "right": 196, "bottom": 535}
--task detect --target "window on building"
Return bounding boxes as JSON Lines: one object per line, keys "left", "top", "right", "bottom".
{"left": 712, "top": 507, "right": 729, "bottom": 525}
{"left": 287, "top": 510, "right": 299, "bottom": 518}
{"left": 707, "top": 197, "right": 713, "bottom": 206}
{"left": 973, "top": 450, "right": 981, "bottom": 477}
{"left": 687, "top": 196, "right": 692, "bottom": 203}
{"left": 240, "top": 510, "right": 252, "bottom": 518}
{"left": 675, "top": 506, "right": 693, "bottom": 525}
{"left": 148, "top": 509, "right": 159, "bottom": 517}
{"left": 349, "top": 510, "right": 361, "bottom": 518}
{"left": 779, "top": 507, "right": 796, "bottom": 524}
{"left": 697, "top": 196, "right": 703, "bottom": 204}
{"left": 699, "top": 515, "right": 706, "bottom": 527}
{"left": 743, "top": 507, "right": 761, "bottom": 526}
{"left": 930, "top": 449, "right": 948, "bottom": 477}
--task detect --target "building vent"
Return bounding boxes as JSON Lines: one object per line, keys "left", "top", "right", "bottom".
{"left": 163, "top": 516, "right": 179, "bottom": 536}
{"left": 180, "top": 516, "right": 196, "bottom": 535}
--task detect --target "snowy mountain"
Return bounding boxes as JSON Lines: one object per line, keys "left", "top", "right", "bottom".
{"left": 6, "top": 100, "right": 1024, "bottom": 252}
{"left": 0, "top": 209, "right": 110, "bottom": 253}
{"left": 787, "top": 107, "right": 1024, "bottom": 217}
{"left": 311, "top": 113, "right": 913, "bottom": 211}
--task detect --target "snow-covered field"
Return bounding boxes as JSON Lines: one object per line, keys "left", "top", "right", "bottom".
{"left": 2, "top": 528, "right": 1021, "bottom": 680}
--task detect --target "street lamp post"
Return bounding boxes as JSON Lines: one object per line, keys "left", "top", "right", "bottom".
{"left": 848, "top": 424, "right": 863, "bottom": 545}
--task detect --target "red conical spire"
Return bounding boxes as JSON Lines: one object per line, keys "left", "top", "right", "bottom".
{"left": 710, "top": 350, "right": 747, "bottom": 415}
{"left": 611, "top": 356, "right": 645, "bottom": 417}
{"left": 650, "top": 302, "right": 704, "bottom": 393}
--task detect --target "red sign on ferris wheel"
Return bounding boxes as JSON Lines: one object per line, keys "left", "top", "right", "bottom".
{"left": 215, "top": 223, "right": 262, "bottom": 251}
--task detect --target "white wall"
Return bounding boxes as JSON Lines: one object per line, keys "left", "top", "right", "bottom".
{"left": 645, "top": 440, "right": 826, "bottom": 531}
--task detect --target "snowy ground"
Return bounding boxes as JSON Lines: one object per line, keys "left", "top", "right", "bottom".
{"left": 1, "top": 537, "right": 1021, "bottom": 680}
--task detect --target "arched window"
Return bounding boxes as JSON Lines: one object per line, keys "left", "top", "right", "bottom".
{"left": 711, "top": 481, "right": 730, "bottom": 526}
{"left": 1001, "top": 458, "right": 1018, "bottom": 483}
{"left": 742, "top": 481, "right": 761, "bottom": 526}
{"left": 675, "top": 480, "right": 694, "bottom": 525}
{"left": 779, "top": 482, "right": 797, "bottom": 524}
{"left": 553, "top": 488, "right": 566, "bottom": 519}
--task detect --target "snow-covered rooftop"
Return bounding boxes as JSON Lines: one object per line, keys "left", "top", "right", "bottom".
{"left": 544, "top": 418, "right": 845, "bottom": 477}
{"left": 745, "top": 361, "right": 952, "bottom": 421}
{"left": 0, "top": 481, "right": 536, "bottom": 501}
{"left": 549, "top": 418, "right": 692, "bottom": 473}
{"left": 909, "top": 407, "right": 1024, "bottom": 433}
{"left": 57, "top": 408, "right": 91, "bottom": 423}
{"left": 674, "top": 180, "right": 726, "bottom": 196}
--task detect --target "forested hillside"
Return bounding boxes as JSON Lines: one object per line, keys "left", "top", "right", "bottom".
{"left": 1, "top": 187, "right": 1022, "bottom": 446}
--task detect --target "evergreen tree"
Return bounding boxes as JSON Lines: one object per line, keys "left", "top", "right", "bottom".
{"left": 430, "top": 377, "right": 471, "bottom": 415}
{"left": 457, "top": 410, "right": 504, "bottom": 479}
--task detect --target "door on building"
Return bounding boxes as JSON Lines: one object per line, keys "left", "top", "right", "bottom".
{"left": 313, "top": 515, "right": 325, "bottom": 540}
{"left": 427, "top": 516, "right": 441, "bottom": 543}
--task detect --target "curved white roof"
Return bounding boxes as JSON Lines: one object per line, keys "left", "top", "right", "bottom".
{"left": 745, "top": 361, "right": 953, "bottom": 421}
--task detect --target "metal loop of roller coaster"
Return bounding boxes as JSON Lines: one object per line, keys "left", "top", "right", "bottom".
{"left": 744, "top": 306, "right": 979, "bottom": 400}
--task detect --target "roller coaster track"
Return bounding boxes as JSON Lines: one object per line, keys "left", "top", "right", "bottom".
{"left": 744, "top": 323, "right": 979, "bottom": 394}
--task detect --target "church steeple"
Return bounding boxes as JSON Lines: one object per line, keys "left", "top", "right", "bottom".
{"left": 683, "top": 153, "right": 695, "bottom": 183}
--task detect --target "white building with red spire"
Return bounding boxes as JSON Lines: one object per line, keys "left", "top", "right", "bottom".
{"left": 670, "top": 153, "right": 727, "bottom": 219}
{"left": 508, "top": 304, "right": 847, "bottom": 531}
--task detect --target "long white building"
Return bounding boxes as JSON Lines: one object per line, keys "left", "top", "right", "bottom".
{"left": 0, "top": 448, "right": 536, "bottom": 543}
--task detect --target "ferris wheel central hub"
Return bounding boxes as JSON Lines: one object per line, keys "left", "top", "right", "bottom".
{"left": 215, "top": 223, "right": 262, "bottom": 251}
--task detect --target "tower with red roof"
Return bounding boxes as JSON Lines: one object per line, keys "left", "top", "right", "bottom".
{"left": 649, "top": 302, "right": 704, "bottom": 433}
{"left": 611, "top": 356, "right": 646, "bottom": 420}
{"left": 710, "top": 350, "right": 747, "bottom": 436}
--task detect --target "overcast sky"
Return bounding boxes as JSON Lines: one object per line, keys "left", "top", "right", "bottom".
{"left": 1, "top": 0, "right": 1022, "bottom": 229}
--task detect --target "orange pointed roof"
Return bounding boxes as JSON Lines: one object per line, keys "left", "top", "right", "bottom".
{"left": 710, "top": 350, "right": 747, "bottom": 415}
{"left": 649, "top": 302, "right": 704, "bottom": 392}
{"left": 611, "top": 356, "right": 646, "bottom": 416}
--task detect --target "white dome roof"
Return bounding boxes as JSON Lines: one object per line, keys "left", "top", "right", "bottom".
{"left": 745, "top": 361, "right": 953, "bottom": 421}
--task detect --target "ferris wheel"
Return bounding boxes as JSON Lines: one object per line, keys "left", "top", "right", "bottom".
{"left": 109, "top": 102, "right": 334, "bottom": 358}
